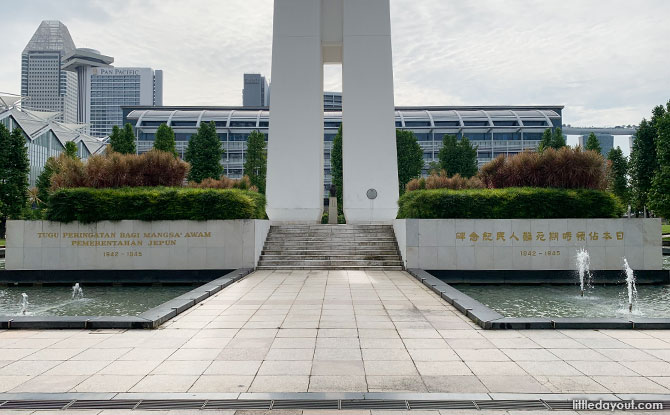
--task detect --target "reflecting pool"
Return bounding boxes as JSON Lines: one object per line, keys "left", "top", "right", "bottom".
{"left": 453, "top": 283, "right": 670, "bottom": 319}
{"left": 0, "top": 285, "right": 195, "bottom": 316}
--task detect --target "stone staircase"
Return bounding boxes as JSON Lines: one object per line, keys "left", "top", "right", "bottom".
{"left": 256, "top": 224, "right": 404, "bottom": 270}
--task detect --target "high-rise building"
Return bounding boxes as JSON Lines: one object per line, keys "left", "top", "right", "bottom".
{"left": 578, "top": 133, "right": 614, "bottom": 156}
{"left": 62, "top": 49, "right": 162, "bottom": 137}
{"left": 21, "top": 20, "right": 78, "bottom": 123}
{"left": 84, "top": 67, "right": 163, "bottom": 137}
{"left": 242, "top": 73, "right": 341, "bottom": 109}
{"left": 243, "top": 73, "right": 269, "bottom": 107}
{"left": 61, "top": 48, "right": 114, "bottom": 125}
{"left": 323, "top": 92, "right": 342, "bottom": 109}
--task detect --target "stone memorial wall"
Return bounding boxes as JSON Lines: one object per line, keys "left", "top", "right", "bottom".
{"left": 6, "top": 220, "right": 270, "bottom": 270}
{"left": 394, "top": 218, "right": 662, "bottom": 270}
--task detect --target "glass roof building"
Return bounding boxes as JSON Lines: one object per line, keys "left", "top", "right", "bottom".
{"left": 1, "top": 94, "right": 105, "bottom": 186}
{"left": 123, "top": 105, "right": 563, "bottom": 191}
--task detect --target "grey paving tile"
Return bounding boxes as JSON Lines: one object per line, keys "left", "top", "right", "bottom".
{"left": 478, "top": 375, "right": 550, "bottom": 393}
{"left": 366, "top": 376, "right": 427, "bottom": 392}
{"left": 592, "top": 376, "right": 670, "bottom": 393}
{"left": 567, "top": 361, "right": 638, "bottom": 376}
{"left": 257, "top": 360, "right": 312, "bottom": 376}
{"left": 151, "top": 360, "right": 212, "bottom": 375}
{"left": 311, "top": 360, "right": 366, "bottom": 376}
{"left": 216, "top": 348, "right": 269, "bottom": 361}
{"left": 129, "top": 375, "right": 199, "bottom": 393}
{"left": 266, "top": 348, "right": 315, "bottom": 361}
{"left": 364, "top": 361, "right": 419, "bottom": 376}
{"left": 533, "top": 375, "right": 611, "bottom": 393}
{"left": 308, "top": 376, "right": 368, "bottom": 392}
{"left": 0, "top": 375, "right": 33, "bottom": 393}
{"left": 408, "top": 348, "right": 459, "bottom": 362}
{"left": 188, "top": 375, "right": 254, "bottom": 393}
{"left": 71, "top": 374, "right": 144, "bottom": 392}
{"left": 362, "top": 348, "right": 411, "bottom": 361}
{"left": 516, "top": 361, "right": 583, "bottom": 376}
{"left": 314, "top": 348, "right": 362, "bottom": 361}
{"left": 414, "top": 361, "right": 473, "bottom": 376}
{"left": 9, "top": 375, "right": 88, "bottom": 393}
{"left": 248, "top": 375, "right": 309, "bottom": 392}
{"left": 421, "top": 375, "right": 488, "bottom": 393}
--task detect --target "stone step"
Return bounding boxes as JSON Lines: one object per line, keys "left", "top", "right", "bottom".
{"left": 256, "top": 265, "right": 404, "bottom": 270}
{"left": 265, "top": 237, "right": 397, "bottom": 242}
{"left": 257, "top": 260, "right": 404, "bottom": 267}
{"left": 267, "top": 230, "right": 395, "bottom": 235}
{"left": 259, "top": 224, "right": 402, "bottom": 270}
{"left": 259, "top": 254, "right": 402, "bottom": 261}
{"left": 262, "top": 249, "right": 400, "bottom": 255}
{"left": 268, "top": 233, "right": 395, "bottom": 238}
{"left": 264, "top": 241, "right": 397, "bottom": 246}
{"left": 270, "top": 223, "right": 393, "bottom": 230}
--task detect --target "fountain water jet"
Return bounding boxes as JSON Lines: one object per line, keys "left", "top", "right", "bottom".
{"left": 20, "top": 293, "right": 28, "bottom": 315}
{"left": 576, "top": 248, "right": 591, "bottom": 296}
{"left": 72, "top": 283, "right": 84, "bottom": 300}
{"left": 623, "top": 258, "right": 637, "bottom": 312}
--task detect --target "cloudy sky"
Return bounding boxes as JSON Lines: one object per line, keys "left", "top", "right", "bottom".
{"left": 1, "top": 0, "right": 669, "bottom": 128}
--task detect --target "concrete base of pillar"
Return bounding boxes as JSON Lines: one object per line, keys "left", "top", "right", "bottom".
{"left": 328, "top": 197, "right": 338, "bottom": 224}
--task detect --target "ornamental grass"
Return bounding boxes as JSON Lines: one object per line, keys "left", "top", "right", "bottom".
{"left": 479, "top": 147, "right": 606, "bottom": 190}
{"left": 50, "top": 150, "right": 189, "bottom": 189}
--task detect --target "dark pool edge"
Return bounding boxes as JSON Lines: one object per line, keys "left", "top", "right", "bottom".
{"left": 0, "top": 269, "right": 235, "bottom": 284}
{"left": 427, "top": 269, "right": 670, "bottom": 284}
{"left": 407, "top": 268, "right": 670, "bottom": 330}
{"left": 0, "top": 268, "right": 253, "bottom": 330}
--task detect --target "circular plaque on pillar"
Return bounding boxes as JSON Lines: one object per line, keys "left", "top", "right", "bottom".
{"left": 366, "top": 189, "right": 378, "bottom": 200}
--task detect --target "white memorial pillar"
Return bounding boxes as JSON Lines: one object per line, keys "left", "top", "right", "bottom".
{"left": 267, "top": 0, "right": 398, "bottom": 223}
{"left": 266, "top": 0, "right": 325, "bottom": 223}
{"left": 342, "top": 0, "right": 398, "bottom": 223}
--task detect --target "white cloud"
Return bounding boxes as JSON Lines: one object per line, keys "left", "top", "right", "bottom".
{"left": 1, "top": 0, "right": 669, "bottom": 126}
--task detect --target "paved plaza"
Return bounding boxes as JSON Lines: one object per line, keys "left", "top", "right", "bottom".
{"left": 1, "top": 269, "right": 670, "bottom": 408}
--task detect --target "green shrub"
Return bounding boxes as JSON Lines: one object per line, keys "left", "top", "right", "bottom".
{"left": 397, "top": 187, "right": 623, "bottom": 219}
{"left": 46, "top": 187, "right": 266, "bottom": 223}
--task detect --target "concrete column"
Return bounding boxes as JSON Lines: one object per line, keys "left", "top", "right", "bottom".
{"left": 342, "top": 0, "right": 399, "bottom": 223}
{"left": 266, "top": 0, "right": 324, "bottom": 223}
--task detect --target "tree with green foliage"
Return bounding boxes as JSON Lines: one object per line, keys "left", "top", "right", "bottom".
{"left": 539, "top": 127, "right": 566, "bottom": 151}
{"left": 607, "top": 147, "right": 629, "bottom": 207}
{"left": 185, "top": 121, "right": 224, "bottom": 183}
{"left": 153, "top": 123, "right": 178, "bottom": 157}
{"left": 244, "top": 130, "right": 267, "bottom": 194}
{"left": 585, "top": 132, "right": 602, "bottom": 154}
{"left": 109, "top": 123, "right": 136, "bottom": 154}
{"left": 539, "top": 128, "right": 553, "bottom": 152}
{"left": 396, "top": 130, "right": 424, "bottom": 194}
{"left": 330, "top": 125, "right": 343, "bottom": 215}
{"left": 649, "top": 111, "right": 670, "bottom": 218}
{"left": 651, "top": 103, "right": 668, "bottom": 129}
{"left": 0, "top": 125, "right": 30, "bottom": 237}
{"left": 552, "top": 127, "right": 566, "bottom": 148}
{"left": 36, "top": 158, "right": 57, "bottom": 207}
{"left": 438, "top": 134, "right": 478, "bottom": 178}
{"left": 630, "top": 119, "right": 658, "bottom": 216}
{"left": 64, "top": 141, "right": 78, "bottom": 159}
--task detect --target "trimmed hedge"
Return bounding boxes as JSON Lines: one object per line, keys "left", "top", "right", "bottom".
{"left": 46, "top": 187, "right": 266, "bottom": 223}
{"left": 397, "top": 187, "right": 624, "bottom": 219}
